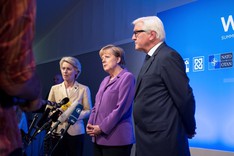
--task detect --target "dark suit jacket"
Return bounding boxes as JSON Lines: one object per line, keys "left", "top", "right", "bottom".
{"left": 134, "top": 42, "right": 196, "bottom": 156}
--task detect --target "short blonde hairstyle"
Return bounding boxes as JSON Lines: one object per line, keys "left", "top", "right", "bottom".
{"left": 59, "top": 56, "right": 81, "bottom": 79}
{"left": 99, "top": 44, "right": 126, "bottom": 68}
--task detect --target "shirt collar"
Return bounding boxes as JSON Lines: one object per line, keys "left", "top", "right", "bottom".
{"left": 147, "top": 41, "right": 163, "bottom": 56}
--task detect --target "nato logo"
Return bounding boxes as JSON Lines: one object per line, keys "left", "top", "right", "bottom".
{"left": 208, "top": 53, "right": 233, "bottom": 70}
{"left": 193, "top": 56, "right": 205, "bottom": 72}
{"left": 208, "top": 54, "right": 220, "bottom": 70}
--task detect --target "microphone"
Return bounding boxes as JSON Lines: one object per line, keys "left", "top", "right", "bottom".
{"left": 60, "top": 104, "right": 83, "bottom": 138}
{"left": 68, "top": 104, "right": 83, "bottom": 125}
{"left": 50, "top": 101, "right": 72, "bottom": 122}
{"left": 28, "top": 99, "right": 71, "bottom": 143}
{"left": 37, "top": 107, "right": 52, "bottom": 128}
{"left": 37, "top": 97, "right": 69, "bottom": 127}
{"left": 46, "top": 103, "right": 83, "bottom": 136}
{"left": 42, "top": 97, "right": 69, "bottom": 108}
{"left": 39, "top": 101, "right": 71, "bottom": 130}
{"left": 46, "top": 104, "right": 83, "bottom": 154}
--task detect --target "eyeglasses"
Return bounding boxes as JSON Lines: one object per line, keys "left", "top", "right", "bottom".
{"left": 133, "top": 30, "right": 146, "bottom": 37}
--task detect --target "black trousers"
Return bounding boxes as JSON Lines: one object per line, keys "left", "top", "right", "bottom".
{"left": 94, "top": 143, "right": 132, "bottom": 156}
{"left": 50, "top": 133, "right": 84, "bottom": 156}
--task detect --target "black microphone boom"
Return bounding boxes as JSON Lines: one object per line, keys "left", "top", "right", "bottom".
{"left": 24, "top": 114, "right": 39, "bottom": 145}
{"left": 37, "top": 107, "right": 51, "bottom": 128}
{"left": 28, "top": 114, "right": 39, "bottom": 135}
{"left": 43, "top": 97, "right": 69, "bottom": 108}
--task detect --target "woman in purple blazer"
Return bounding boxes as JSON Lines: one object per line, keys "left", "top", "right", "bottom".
{"left": 86, "top": 45, "right": 135, "bottom": 156}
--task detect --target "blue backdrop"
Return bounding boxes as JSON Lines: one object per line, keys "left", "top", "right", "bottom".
{"left": 158, "top": 0, "right": 234, "bottom": 152}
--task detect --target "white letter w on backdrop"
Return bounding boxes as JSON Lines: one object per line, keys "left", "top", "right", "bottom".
{"left": 221, "top": 15, "right": 234, "bottom": 32}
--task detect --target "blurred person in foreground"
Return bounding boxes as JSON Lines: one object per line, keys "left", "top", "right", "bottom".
{"left": 0, "top": 0, "right": 42, "bottom": 155}
{"left": 86, "top": 45, "right": 135, "bottom": 156}
{"left": 132, "top": 16, "right": 196, "bottom": 156}
{"left": 47, "top": 56, "right": 92, "bottom": 156}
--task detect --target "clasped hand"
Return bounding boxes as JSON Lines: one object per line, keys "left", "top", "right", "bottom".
{"left": 86, "top": 123, "right": 102, "bottom": 137}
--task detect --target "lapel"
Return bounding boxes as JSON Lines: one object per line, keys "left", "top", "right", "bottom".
{"left": 96, "top": 69, "right": 127, "bottom": 109}
{"left": 101, "top": 69, "right": 126, "bottom": 93}
{"left": 94, "top": 69, "right": 127, "bottom": 121}
{"left": 135, "top": 43, "right": 166, "bottom": 97}
{"left": 59, "top": 81, "right": 80, "bottom": 102}
{"left": 60, "top": 82, "right": 68, "bottom": 98}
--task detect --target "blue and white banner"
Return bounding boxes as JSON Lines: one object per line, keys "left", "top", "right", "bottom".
{"left": 158, "top": 0, "right": 234, "bottom": 152}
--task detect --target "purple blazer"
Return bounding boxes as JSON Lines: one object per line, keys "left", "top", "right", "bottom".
{"left": 88, "top": 69, "right": 135, "bottom": 146}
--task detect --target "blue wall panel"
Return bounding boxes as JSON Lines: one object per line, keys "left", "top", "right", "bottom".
{"left": 158, "top": 0, "right": 234, "bottom": 152}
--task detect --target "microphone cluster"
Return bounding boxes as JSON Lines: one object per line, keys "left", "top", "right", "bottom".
{"left": 42, "top": 97, "right": 69, "bottom": 108}
{"left": 43, "top": 103, "right": 83, "bottom": 155}
{"left": 46, "top": 103, "right": 83, "bottom": 138}
{"left": 24, "top": 97, "right": 82, "bottom": 145}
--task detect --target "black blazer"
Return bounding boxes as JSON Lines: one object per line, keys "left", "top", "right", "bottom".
{"left": 134, "top": 42, "right": 196, "bottom": 156}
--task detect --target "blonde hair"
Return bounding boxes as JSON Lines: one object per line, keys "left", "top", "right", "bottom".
{"left": 59, "top": 56, "right": 81, "bottom": 79}
{"left": 99, "top": 44, "right": 126, "bottom": 68}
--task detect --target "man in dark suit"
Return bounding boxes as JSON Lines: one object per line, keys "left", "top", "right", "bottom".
{"left": 132, "top": 16, "right": 196, "bottom": 156}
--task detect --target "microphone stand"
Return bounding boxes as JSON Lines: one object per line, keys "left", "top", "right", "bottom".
{"left": 30, "top": 119, "right": 52, "bottom": 144}
{"left": 48, "top": 124, "right": 71, "bottom": 156}
{"left": 23, "top": 113, "right": 39, "bottom": 145}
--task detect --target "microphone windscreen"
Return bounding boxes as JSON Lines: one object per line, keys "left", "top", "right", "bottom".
{"left": 50, "top": 110, "right": 62, "bottom": 122}
{"left": 50, "top": 101, "right": 71, "bottom": 122}
{"left": 37, "top": 107, "right": 51, "bottom": 127}
{"left": 60, "top": 101, "right": 71, "bottom": 111}
{"left": 59, "top": 97, "right": 69, "bottom": 106}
